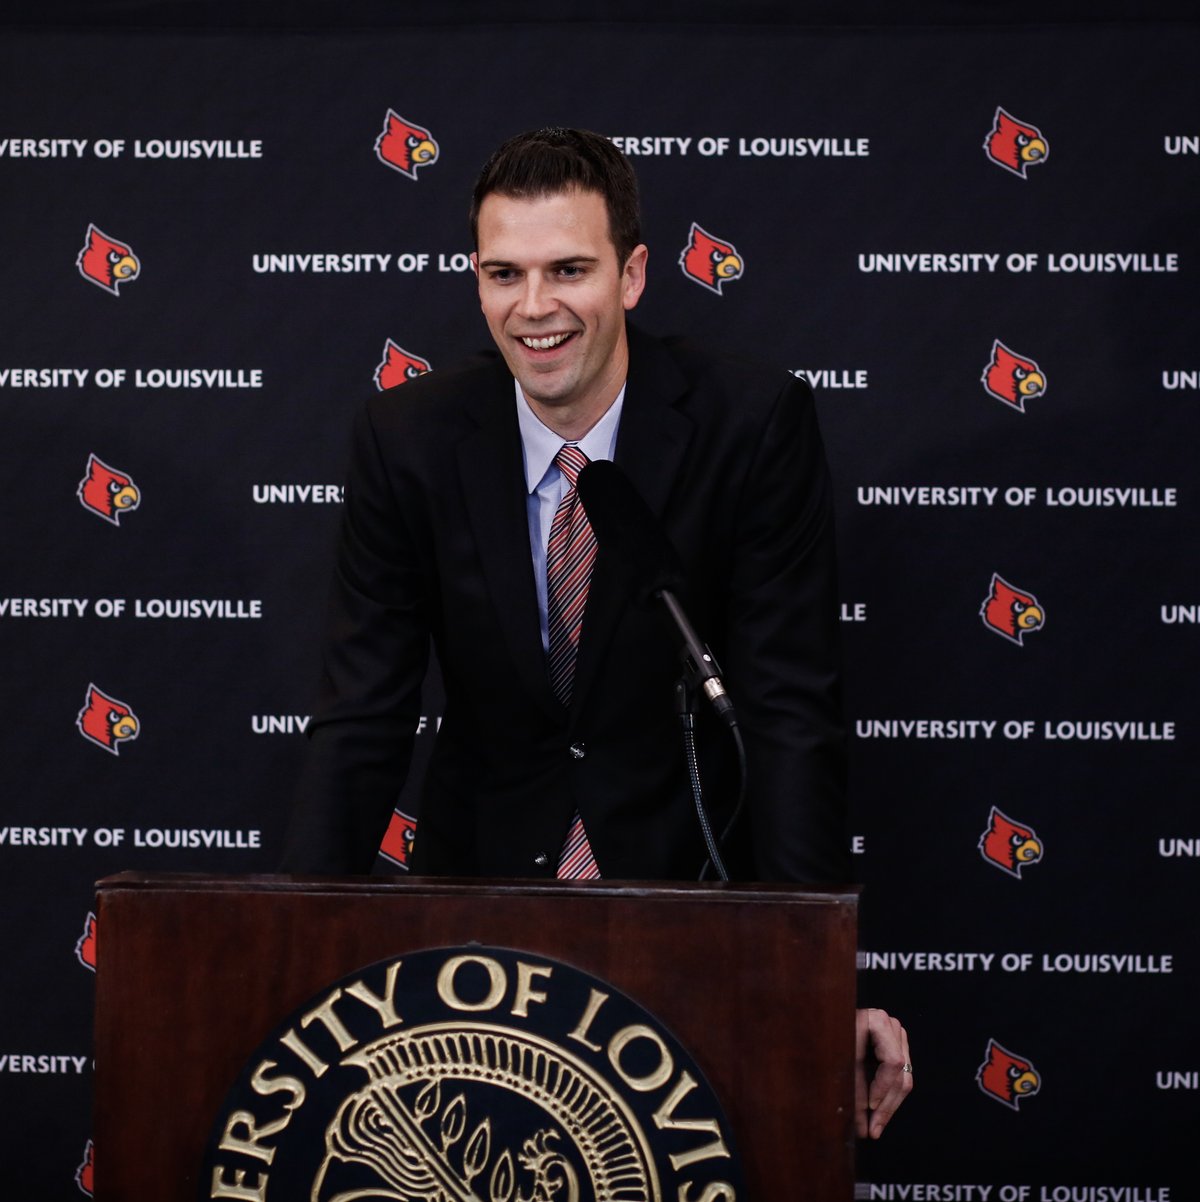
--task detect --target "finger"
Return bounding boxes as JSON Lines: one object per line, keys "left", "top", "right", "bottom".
{"left": 865, "top": 1012, "right": 907, "bottom": 1133}
{"left": 854, "top": 1008, "right": 870, "bottom": 1138}
{"left": 867, "top": 1015, "right": 913, "bottom": 1138}
{"left": 866, "top": 1017, "right": 903, "bottom": 1112}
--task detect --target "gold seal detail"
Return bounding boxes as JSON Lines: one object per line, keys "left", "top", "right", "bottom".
{"left": 313, "top": 1022, "right": 659, "bottom": 1201}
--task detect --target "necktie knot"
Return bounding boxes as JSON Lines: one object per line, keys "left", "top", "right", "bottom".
{"left": 555, "top": 444, "right": 589, "bottom": 490}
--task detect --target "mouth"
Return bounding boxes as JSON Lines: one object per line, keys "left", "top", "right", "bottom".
{"left": 518, "top": 332, "right": 576, "bottom": 352}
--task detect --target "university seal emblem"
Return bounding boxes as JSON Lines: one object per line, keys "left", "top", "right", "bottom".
{"left": 202, "top": 946, "right": 744, "bottom": 1201}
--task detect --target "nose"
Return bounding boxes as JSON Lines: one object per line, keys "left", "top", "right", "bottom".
{"left": 516, "top": 274, "right": 557, "bottom": 321}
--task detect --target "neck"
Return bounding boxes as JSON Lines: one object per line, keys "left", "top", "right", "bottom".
{"left": 527, "top": 364, "right": 628, "bottom": 443}
{"left": 526, "top": 390, "right": 620, "bottom": 442}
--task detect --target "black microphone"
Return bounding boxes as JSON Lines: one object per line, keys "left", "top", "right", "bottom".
{"left": 576, "top": 460, "right": 736, "bottom": 726}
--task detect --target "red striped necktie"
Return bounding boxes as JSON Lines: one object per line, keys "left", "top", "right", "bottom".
{"left": 546, "top": 444, "right": 601, "bottom": 879}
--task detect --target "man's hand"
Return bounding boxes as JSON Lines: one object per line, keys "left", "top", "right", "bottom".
{"left": 855, "top": 1007, "right": 912, "bottom": 1139}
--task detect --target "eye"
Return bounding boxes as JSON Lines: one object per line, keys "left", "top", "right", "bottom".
{"left": 558, "top": 264, "right": 583, "bottom": 278}
{"left": 108, "top": 709, "right": 122, "bottom": 722}
{"left": 710, "top": 249, "right": 725, "bottom": 262}
{"left": 406, "top": 365, "right": 420, "bottom": 378}
{"left": 1007, "top": 1064, "right": 1024, "bottom": 1079}
{"left": 1010, "top": 833, "right": 1025, "bottom": 846}
{"left": 490, "top": 268, "right": 516, "bottom": 283}
{"left": 1016, "top": 133, "right": 1029, "bottom": 146}
{"left": 407, "top": 134, "right": 419, "bottom": 147}
{"left": 108, "top": 250, "right": 121, "bottom": 263}
{"left": 1012, "top": 600, "right": 1027, "bottom": 614}
{"left": 108, "top": 480, "right": 121, "bottom": 493}
{"left": 1014, "top": 367, "right": 1027, "bottom": 380}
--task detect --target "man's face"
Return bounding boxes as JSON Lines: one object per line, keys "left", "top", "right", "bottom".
{"left": 472, "top": 188, "right": 647, "bottom": 433}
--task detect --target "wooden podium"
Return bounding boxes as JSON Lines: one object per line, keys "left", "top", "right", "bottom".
{"left": 93, "top": 872, "right": 858, "bottom": 1200}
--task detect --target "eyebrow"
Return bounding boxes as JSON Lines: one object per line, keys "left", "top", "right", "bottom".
{"left": 478, "top": 255, "right": 601, "bottom": 270}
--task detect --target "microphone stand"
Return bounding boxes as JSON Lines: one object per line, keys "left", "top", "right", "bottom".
{"left": 659, "top": 588, "right": 748, "bottom": 882}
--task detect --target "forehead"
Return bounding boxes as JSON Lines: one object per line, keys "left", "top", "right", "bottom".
{"left": 476, "top": 188, "right": 615, "bottom": 262}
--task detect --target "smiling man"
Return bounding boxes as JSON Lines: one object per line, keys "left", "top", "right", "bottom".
{"left": 285, "top": 126, "right": 850, "bottom": 885}
{"left": 283, "top": 128, "right": 911, "bottom": 1137}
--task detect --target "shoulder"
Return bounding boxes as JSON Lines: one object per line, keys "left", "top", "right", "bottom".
{"left": 361, "top": 351, "right": 509, "bottom": 443}
{"left": 630, "top": 329, "right": 815, "bottom": 445}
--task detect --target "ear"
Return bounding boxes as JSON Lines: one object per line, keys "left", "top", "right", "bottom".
{"left": 621, "top": 243, "right": 649, "bottom": 311}
{"left": 470, "top": 251, "right": 484, "bottom": 308}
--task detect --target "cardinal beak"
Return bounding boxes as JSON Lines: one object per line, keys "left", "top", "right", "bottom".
{"left": 111, "top": 715, "right": 138, "bottom": 740}
{"left": 1019, "top": 371, "right": 1045, "bottom": 397}
{"left": 1016, "top": 839, "right": 1042, "bottom": 864}
{"left": 1012, "top": 1069, "right": 1040, "bottom": 1096}
{"left": 1021, "top": 137, "right": 1047, "bottom": 163}
{"left": 411, "top": 138, "right": 438, "bottom": 165}
{"left": 1017, "top": 606, "right": 1043, "bottom": 631}
{"left": 716, "top": 254, "right": 742, "bottom": 280}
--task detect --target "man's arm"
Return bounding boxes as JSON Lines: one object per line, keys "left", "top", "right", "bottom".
{"left": 722, "top": 373, "right": 849, "bottom": 883}
{"left": 280, "top": 401, "right": 432, "bottom": 874}
{"left": 719, "top": 375, "right": 913, "bottom": 1132}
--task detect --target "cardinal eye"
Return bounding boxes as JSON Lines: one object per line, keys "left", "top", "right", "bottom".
{"left": 1007, "top": 1064, "right": 1025, "bottom": 1079}
{"left": 711, "top": 249, "right": 725, "bottom": 262}
{"left": 406, "top": 365, "right": 420, "bottom": 378}
{"left": 1012, "top": 600, "right": 1027, "bottom": 614}
{"left": 407, "top": 135, "right": 420, "bottom": 147}
{"left": 1010, "top": 833, "right": 1025, "bottom": 846}
{"left": 108, "top": 480, "right": 121, "bottom": 493}
{"left": 1014, "top": 367, "right": 1027, "bottom": 380}
{"left": 108, "top": 250, "right": 121, "bottom": 263}
{"left": 108, "top": 709, "right": 122, "bottom": 722}
{"left": 1016, "top": 133, "right": 1029, "bottom": 146}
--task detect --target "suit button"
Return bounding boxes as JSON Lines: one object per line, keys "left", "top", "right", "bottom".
{"left": 569, "top": 742, "right": 586, "bottom": 760}
{"left": 534, "top": 853, "right": 549, "bottom": 867}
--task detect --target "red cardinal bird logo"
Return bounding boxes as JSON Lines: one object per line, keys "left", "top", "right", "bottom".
{"left": 679, "top": 223, "right": 744, "bottom": 294}
{"left": 977, "top": 1039, "right": 1041, "bottom": 1109}
{"left": 379, "top": 809, "right": 418, "bottom": 868}
{"left": 77, "top": 223, "right": 140, "bottom": 294}
{"left": 979, "top": 806, "right": 1043, "bottom": 877}
{"left": 75, "top": 1139, "right": 95, "bottom": 1196}
{"left": 75, "top": 912, "right": 97, "bottom": 972}
{"left": 78, "top": 454, "right": 140, "bottom": 525}
{"left": 984, "top": 107, "right": 1049, "bottom": 178}
{"left": 981, "top": 574, "right": 1045, "bottom": 645}
{"left": 375, "top": 110, "right": 439, "bottom": 180}
{"left": 374, "top": 339, "right": 432, "bottom": 391}
{"left": 77, "top": 684, "right": 140, "bottom": 755}
{"left": 982, "top": 340, "right": 1046, "bottom": 411}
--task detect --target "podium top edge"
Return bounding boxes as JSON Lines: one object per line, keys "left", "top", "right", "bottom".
{"left": 94, "top": 870, "right": 859, "bottom": 905}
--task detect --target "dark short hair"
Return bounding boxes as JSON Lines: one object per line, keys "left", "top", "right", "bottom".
{"left": 470, "top": 127, "right": 642, "bottom": 266}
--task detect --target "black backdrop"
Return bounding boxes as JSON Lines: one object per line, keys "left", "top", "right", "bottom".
{"left": 1, "top": 9, "right": 1195, "bottom": 1198}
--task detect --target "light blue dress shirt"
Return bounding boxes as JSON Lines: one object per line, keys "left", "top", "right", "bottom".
{"left": 514, "top": 381, "right": 626, "bottom": 653}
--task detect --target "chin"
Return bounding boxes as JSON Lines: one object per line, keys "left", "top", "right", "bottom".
{"left": 520, "top": 369, "right": 577, "bottom": 406}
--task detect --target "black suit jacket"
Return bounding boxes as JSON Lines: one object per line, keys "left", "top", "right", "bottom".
{"left": 282, "top": 326, "right": 849, "bottom": 883}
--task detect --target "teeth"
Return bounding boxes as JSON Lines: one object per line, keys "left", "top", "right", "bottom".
{"left": 521, "top": 333, "right": 571, "bottom": 350}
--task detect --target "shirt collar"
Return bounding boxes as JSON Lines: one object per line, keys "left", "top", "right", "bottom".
{"left": 514, "top": 380, "right": 626, "bottom": 494}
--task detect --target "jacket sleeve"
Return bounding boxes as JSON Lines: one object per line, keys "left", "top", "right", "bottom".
{"left": 723, "top": 375, "right": 850, "bottom": 883}
{"left": 279, "top": 401, "right": 432, "bottom": 874}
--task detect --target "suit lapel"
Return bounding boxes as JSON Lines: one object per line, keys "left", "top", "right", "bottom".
{"left": 569, "top": 327, "right": 693, "bottom": 721}
{"left": 457, "top": 365, "right": 563, "bottom": 723}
